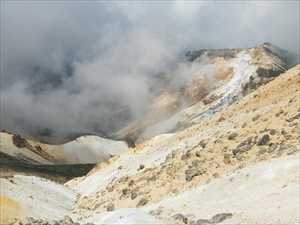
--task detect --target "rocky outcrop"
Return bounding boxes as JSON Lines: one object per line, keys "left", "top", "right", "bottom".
{"left": 185, "top": 48, "right": 241, "bottom": 62}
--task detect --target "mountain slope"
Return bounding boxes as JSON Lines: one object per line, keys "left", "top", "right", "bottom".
{"left": 2, "top": 46, "right": 299, "bottom": 225}
{"left": 67, "top": 64, "right": 300, "bottom": 223}
{"left": 112, "top": 43, "right": 291, "bottom": 143}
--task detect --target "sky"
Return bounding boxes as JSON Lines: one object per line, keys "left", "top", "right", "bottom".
{"left": 0, "top": 0, "right": 299, "bottom": 143}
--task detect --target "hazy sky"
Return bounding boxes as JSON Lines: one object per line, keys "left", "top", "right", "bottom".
{"left": 0, "top": 1, "right": 299, "bottom": 142}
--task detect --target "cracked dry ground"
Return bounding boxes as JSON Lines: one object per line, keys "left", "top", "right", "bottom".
{"left": 73, "top": 66, "right": 300, "bottom": 219}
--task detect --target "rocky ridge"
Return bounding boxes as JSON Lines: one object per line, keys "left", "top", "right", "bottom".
{"left": 0, "top": 133, "right": 128, "bottom": 165}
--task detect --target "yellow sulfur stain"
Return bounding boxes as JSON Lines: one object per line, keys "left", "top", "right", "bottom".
{"left": 0, "top": 196, "right": 24, "bottom": 225}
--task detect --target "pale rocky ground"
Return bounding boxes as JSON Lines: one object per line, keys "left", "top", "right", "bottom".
{"left": 1, "top": 44, "right": 299, "bottom": 224}
{"left": 0, "top": 175, "right": 77, "bottom": 224}
{"left": 80, "top": 153, "right": 300, "bottom": 225}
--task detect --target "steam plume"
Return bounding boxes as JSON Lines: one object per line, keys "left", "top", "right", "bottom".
{"left": 0, "top": 1, "right": 299, "bottom": 143}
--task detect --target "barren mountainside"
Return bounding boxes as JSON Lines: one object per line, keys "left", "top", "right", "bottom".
{"left": 0, "top": 43, "right": 299, "bottom": 225}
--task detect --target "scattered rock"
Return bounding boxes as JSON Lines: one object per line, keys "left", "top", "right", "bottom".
{"left": 128, "top": 180, "right": 135, "bottom": 186}
{"left": 192, "top": 218, "right": 210, "bottom": 225}
{"left": 218, "top": 115, "right": 225, "bottom": 122}
{"left": 223, "top": 154, "right": 231, "bottom": 164}
{"left": 286, "top": 112, "right": 300, "bottom": 122}
{"left": 137, "top": 197, "right": 148, "bottom": 207}
{"left": 122, "top": 188, "right": 129, "bottom": 196}
{"left": 185, "top": 168, "right": 203, "bottom": 181}
{"left": 172, "top": 213, "right": 189, "bottom": 224}
{"left": 257, "top": 134, "right": 270, "bottom": 146}
{"left": 138, "top": 164, "right": 145, "bottom": 170}
{"left": 149, "top": 208, "right": 163, "bottom": 216}
{"left": 199, "top": 140, "right": 207, "bottom": 148}
{"left": 194, "top": 152, "right": 200, "bottom": 158}
{"left": 191, "top": 213, "right": 233, "bottom": 225}
{"left": 62, "top": 216, "right": 74, "bottom": 225}
{"left": 181, "top": 152, "right": 192, "bottom": 160}
{"left": 131, "top": 192, "right": 138, "bottom": 200}
{"left": 228, "top": 132, "right": 238, "bottom": 140}
{"left": 106, "top": 203, "right": 115, "bottom": 211}
{"left": 233, "top": 137, "right": 255, "bottom": 155}
{"left": 210, "top": 213, "right": 233, "bottom": 223}
{"left": 106, "top": 185, "right": 114, "bottom": 192}
{"left": 232, "top": 144, "right": 252, "bottom": 155}
{"left": 275, "top": 109, "right": 284, "bottom": 117}
{"left": 118, "top": 176, "right": 129, "bottom": 183}
{"left": 252, "top": 114, "right": 260, "bottom": 121}
{"left": 147, "top": 174, "right": 158, "bottom": 182}
{"left": 282, "top": 129, "right": 289, "bottom": 135}
{"left": 269, "top": 129, "right": 277, "bottom": 135}
{"left": 212, "top": 172, "right": 220, "bottom": 178}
